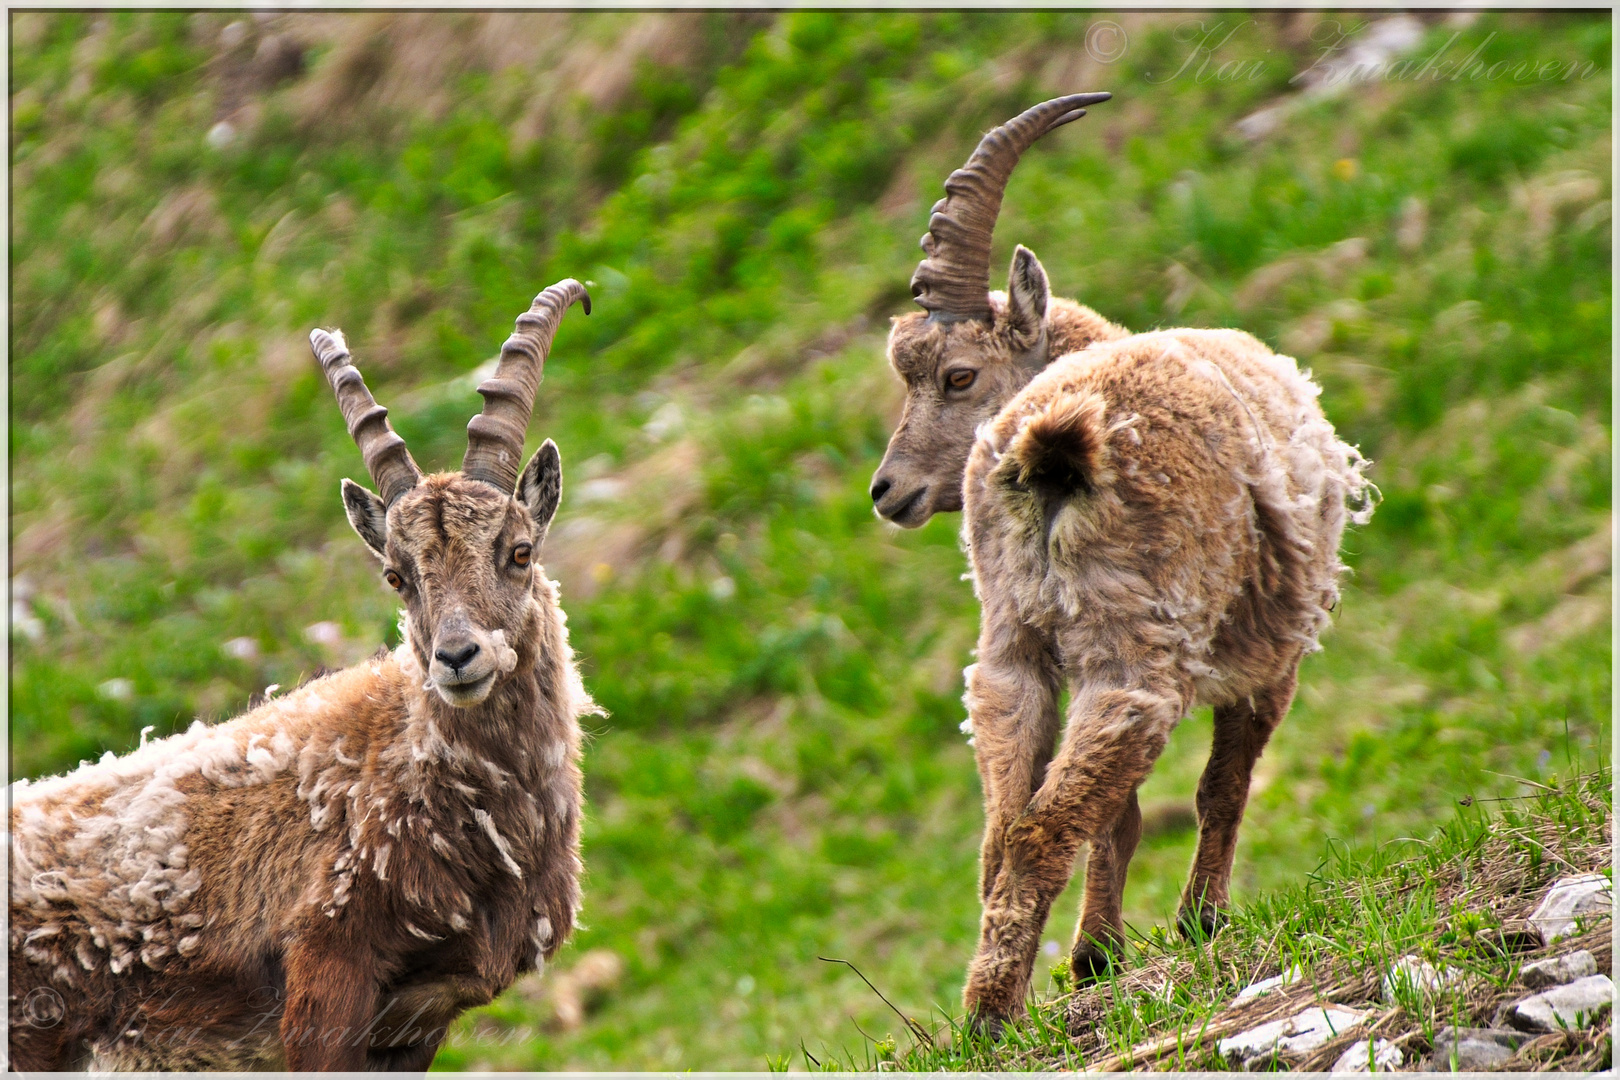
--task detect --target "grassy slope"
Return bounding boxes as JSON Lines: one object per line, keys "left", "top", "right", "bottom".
{"left": 8, "top": 11, "right": 1611, "bottom": 1070}
{"left": 873, "top": 769, "right": 1612, "bottom": 1072}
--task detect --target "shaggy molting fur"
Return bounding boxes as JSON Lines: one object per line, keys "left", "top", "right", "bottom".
{"left": 957, "top": 328, "right": 1373, "bottom": 1024}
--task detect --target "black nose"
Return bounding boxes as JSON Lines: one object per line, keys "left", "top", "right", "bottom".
{"left": 870, "top": 478, "right": 892, "bottom": 505}
{"left": 435, "top": 641, "right": 480, "bottom": 670}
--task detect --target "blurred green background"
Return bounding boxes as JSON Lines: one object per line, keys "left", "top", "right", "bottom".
{"left": 9, "top": 10, "right": 1610, "bottom": 1070}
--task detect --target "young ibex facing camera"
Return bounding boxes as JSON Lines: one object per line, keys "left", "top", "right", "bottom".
{"left": 10, "top": 281, "right": 599, "bottom": 1070}
{"left": 872, "top": 96, "right": 1375, "bottom": 1031}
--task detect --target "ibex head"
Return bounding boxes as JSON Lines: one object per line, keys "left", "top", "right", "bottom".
{"left": 311, "top": 280, "right": 590, "bottom": 707}
{"left": 871, "top": 94, "right": 1109, "bottom": 528}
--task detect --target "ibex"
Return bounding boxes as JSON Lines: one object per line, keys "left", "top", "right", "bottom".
{"left": 9, "top": 281, "right": 598, "bottom": 1070}
{"left": 870, "top": 96, "right": 1375, "bottom": 1031}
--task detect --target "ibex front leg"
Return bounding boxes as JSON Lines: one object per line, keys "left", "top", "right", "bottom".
{"left": 367, "top": 974, "right": 505, "bottom": 1071}
{"left": 963, "top": 611, "right": 1061, "bottom": 911}
{"left": 964, "top": 665, "right": 1184, "bottom": 1032}
{"left": 281, "top": 933, "right": 379, "bottom": 1070}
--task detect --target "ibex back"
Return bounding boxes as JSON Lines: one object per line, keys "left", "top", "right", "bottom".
{"left": 9, "top": 281, "right": 598, "bottom": 1070}
{"left": 871, "top": 97, "right": 1375, "bottom": 1032}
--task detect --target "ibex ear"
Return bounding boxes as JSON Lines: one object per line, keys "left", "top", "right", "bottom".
{"left": 1005, "top": 244, "right": 1050, "bottom": 356}
{"left": 517, "top": 439, "right": 562, "bottom": 547}
{"left": 341, "top": 479, "right": 389, "bottom": 559}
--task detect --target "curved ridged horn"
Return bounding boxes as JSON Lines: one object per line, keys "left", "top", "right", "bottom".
{"left": 310, "top": 328, "right": 422, "bottom": 507}
{"left": 911, "top": 93, "right": 1111, "bottom": 321}
{"left": 462, "top": 279, "right": 591, "bottom": 494}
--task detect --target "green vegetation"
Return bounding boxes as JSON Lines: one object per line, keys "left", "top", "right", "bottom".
{"left": 10, "top": 11, "right": 1609, "bottom": 1070}
{"left": 843, "top": 769, "right": 1612, "bottom": 1072}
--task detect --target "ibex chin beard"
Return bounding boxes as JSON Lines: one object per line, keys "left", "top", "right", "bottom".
{"left": 429, "top": 667, "right": 497, "bottom": 707}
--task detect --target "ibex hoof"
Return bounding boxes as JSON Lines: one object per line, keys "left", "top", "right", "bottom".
{"left": 962, "top": 980, "right": 1024, "bottom": 1042}
{"left": 1176, "top": 902, "right": 1229, "bottom": 942}
{"left": 965, "top": 1007, "right": 1008, "bottom": 1042}
{"left": 1069, "top": 939, "right": 1122, "bottom": 984}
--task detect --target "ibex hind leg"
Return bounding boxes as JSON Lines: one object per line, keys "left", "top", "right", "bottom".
{"left": 1070, "top": 787, "right": 1142, "bottom": 983}
{"left": 1178, "top": 671, "right": 1297, "bottom": 940}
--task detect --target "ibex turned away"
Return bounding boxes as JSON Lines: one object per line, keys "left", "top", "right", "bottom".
{"left": 870, "top": 96, "right": 1375, "bottom": 1031}
{"left": 9, "top": 281, "right": 598, "bottom": 1070}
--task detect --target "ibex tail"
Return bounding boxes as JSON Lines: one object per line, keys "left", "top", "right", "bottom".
{"left": 1005, "top": 391, "right": 1108, "bottom": 500}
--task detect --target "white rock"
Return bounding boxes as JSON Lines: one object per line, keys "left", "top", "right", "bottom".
{"left": 1233, "top": 104, "right": 1286, "bottom": 142}
{"left": 11, "top": 574, "right": 44, "bottom": 641}
{"left": 1218, "top": 1006, "right": 1368, "bottom": 1069}
{"left": 11, "top": 600, "right": 45, "bottom": 642}
{"left": 1427, "top": 1026, "right": 1526, "bottom": 1070}
{"left": 1381, "top": 953, "right": 1461, "bottom": 1004}
{"left": 1232, "top": 14, "right": 1425, "bottom": 141}
{"left": 206, "top": 120, "right": 237, "bottom": 150}
{"left": 1332, "top": 1037, "right": 1403, "bottom": 1072}
{"left": 222, "top": 636, "right": 260, "bottom": 661}
{"left": 575, "top": 477, "right": 625, "bottom": 505}
{"left": 1527, "top": 874, "right": 1612, "bottom": 944}
{"left": 1296, "top": 14, "right": 1426, "bottom": 98}
{"left": 1521, "top": 949, "right": 1598, "bottom": 989}
{"left": 97, "top": 677, "right": 135, "bottom": 702}
{"left": 642, "top": 401, "right": 685, "bottom": 440}
{"left": 303, "top": 620, "right": 343, "bottom": 647}
{"left": 1504, "top": 974, "right": 1614, "bottom": 1033}
{"left": 1235, "top": 964, "right": 1304, "bottom": 1001}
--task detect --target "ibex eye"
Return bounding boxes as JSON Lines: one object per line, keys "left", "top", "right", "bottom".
{"left": 947, "top": 369, "right": 977, "bottom": 391}
{"left": 384, "top": 570, "right": 403, "bottom": 591}
{"left": 512, "top": 544, "right": 533, "bottom": 567}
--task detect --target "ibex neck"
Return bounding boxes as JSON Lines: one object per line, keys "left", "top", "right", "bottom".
{"left": 1047, "top": 298, "right": 1131, "bottom": 357}
{"left": 398, "top": 653, "right": 552, "bottom": 786}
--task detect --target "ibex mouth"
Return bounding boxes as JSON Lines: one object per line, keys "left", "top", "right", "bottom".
{"left": 878, "top": 486, "right": 931, "bottom": 528}
{"left": 432, "top": 669, "right": 497, "bottom": 708}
